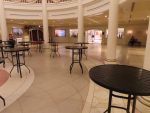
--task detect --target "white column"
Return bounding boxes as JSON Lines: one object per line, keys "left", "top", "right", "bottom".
{"left": 78, "top": 0, "right": 84, "bottom": 42}
{"left": 42, "top": 0, "right": 49, "bottom": 43}
{"left": 0, "top": 0, "right": 8, "bottom": 41}
{"left": 144, "top": 17, "right": 150, "bottom": 70}
{"left": 106, "top": 0, "right": 119, "bottom": 61}
{"left": 136, "top": 17, "right": 150, "bottom": 113}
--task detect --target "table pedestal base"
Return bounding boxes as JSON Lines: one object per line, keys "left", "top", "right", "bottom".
{"left": 0, "top": 95, "right": 5, "bottom": 106}
{"left": 70, "top": 49, "right": 83, "bottom": 74}
{"left": 104, "top": 90, "right": 137, "bottom": 113}
{"left": 10, "top": 52, "right": 30, "bottom": 78}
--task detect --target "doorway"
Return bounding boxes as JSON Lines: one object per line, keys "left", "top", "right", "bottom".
{"left": 86, "top": 30, "right": 102, "bottom": 43}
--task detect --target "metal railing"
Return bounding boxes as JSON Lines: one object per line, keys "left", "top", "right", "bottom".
{"left": 4, "top": 0, "right": 73, "bottom": 4}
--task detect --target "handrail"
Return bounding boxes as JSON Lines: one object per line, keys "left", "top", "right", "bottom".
{"left": 3, "top": 0, "right": 74, "bottom": 4}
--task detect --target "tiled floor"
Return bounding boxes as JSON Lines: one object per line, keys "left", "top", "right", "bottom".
{"left": 1, "top": 45, "right": 90, "bottom": 113}
{"left": 0, "top": 63, "right": 34, "bottom": 112}
{"left": 83, "top": 44, "right": 146, "bottom": 113}
{"left": 0, "top": 43, "right": 148, "bottom": 113}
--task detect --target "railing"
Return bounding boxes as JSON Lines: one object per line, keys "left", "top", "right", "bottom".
{"left": 4, "top": 0, "right": 73, "bottom": 4}
{"left": 4, "top": 0, "right": 42, "bottom": 3}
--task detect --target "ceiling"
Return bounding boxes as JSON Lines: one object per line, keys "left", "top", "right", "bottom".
{"left": 7, "top": 0, "right": 150, "bottom": 27}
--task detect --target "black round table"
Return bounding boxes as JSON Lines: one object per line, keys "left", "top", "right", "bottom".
{"left": 19, "top": 41, "right": 32, "bottom": 47}
{"left": 31, "top": 41, "right": 44, "bottom": 52}
{"left": 74, "top": 42, "right": 89, "bottom": 59}
{"left": 74, "top": 42, "right": 89, "bottom": 46}
{"left": 66, "top": 46, "right": 88, "bottom": 74}
{"left": 18, "top": 41, "right": 32, "bottom": 55}
{"left": 89, "top": 64, "right": 150, "bottom": 113}
{"left": 4, "top": 47, "right": 30, "bottom": 78}
{"left": 48, "top": 42, "right": 60, "bottom": 57}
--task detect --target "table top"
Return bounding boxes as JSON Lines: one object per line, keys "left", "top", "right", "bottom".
{"left": 3, "top": 47, "right": 29, "bottom": 52}
{"left": 49, "top": 42, "right": 59, "bottom": 46}
{"left": 31, "top": 41, "right": 44, "bottom": 44}
{"left": 65, "top": 45, "right": 88, "bottom": 50}
{"left": 89, "top": 64, "right": 150, "bottom": 96}
{"left": 18, "top": 41, "right": 32, "bottom": 44}
{"left": 48, "top": 41, "right": 59, "bottom": 43}
{"left": 0, "top": 44, "right": 12, "bottom": 48}
{"left": 0, "top": 69, "right": 9, "bottom": 87}
{"left": 74, "top": 42, "right": 89, "bottom": 44}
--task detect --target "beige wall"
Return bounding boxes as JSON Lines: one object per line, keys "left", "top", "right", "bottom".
{"left": 50, "top": 26, "right": 78, "bottom": 43}
{"left": 0, "top": 23, "right": 148, "bottom": 45}
{"left": 86, "top": 24, "right": 148, "bottom": 46}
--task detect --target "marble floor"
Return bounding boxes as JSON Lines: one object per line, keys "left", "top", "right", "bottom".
{"left": 0, "top": 43, "right": 148, "bottom": 113}
{"left": 0, "top": 64, "right": 34, "bottom": 112}
{"left": 82, "top": 44, "right": 146, "bottom": 113}
{"left": 1, "top": 44, "right": 90, "bottom": 113}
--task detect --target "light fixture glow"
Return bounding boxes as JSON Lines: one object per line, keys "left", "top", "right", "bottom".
{"left": 127, "top": 30, "right": 133, "bottom": 34}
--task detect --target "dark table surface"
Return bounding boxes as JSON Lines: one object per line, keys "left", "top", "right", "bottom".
{"left": 65, "top": 45, "right": 88, "bottom": 50}
{"left": 0, "top": 44, "right": 12, "bottom": 48}
{"left": 74, "top": 42, "right": 89, "bottom": 44}
{"left": 3, "top": 47, "right": 29, "bottom": 52}
{"left": 89, "top": 64, "right": 150, "bottom": 96}
{"left": 18, "top": 41, "right": 32, "bottom": 43}
{"left": 31, "top": 41, "right": 44, "bottom": 44}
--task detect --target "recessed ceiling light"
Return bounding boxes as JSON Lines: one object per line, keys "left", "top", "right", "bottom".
{"left": 105, "top": 15, "right": 108, "bottom": 18}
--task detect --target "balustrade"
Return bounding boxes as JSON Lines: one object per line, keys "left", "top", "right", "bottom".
{"left": 4, "top": 0, "right": 73, "bottom": 4}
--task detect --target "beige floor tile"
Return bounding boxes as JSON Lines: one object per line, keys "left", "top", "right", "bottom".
{"left": 1, "top": 44, "right": 147, "bottom": 113}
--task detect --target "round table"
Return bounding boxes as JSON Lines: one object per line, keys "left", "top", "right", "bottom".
{"left": 74, "top": 42, "right": 89, "bottom": 59}
{"left": 31, "top": 41, "right": 44, "bottom": 52}
{"left": 48, "top": 42, "right": 60, "bottom": 57}
{"left": 74, "top": 42, "right": 89, "bottom": 46}
{"left": 4, "top": 47, "right": 30, "bottom": 78}
{"left": 89, "top": 64, "right": 150, "bottom": 113}
{"left": 19, "top": 41, "right": 32, "bottom": 46}
{"left": 66, "top": 46, "right": 88, "bottom": 74}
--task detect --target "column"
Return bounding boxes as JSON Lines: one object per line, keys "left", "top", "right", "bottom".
{"left": 42, "top": 0, "right": 49, "bottom": 43}
{"left": 143, "top": 17, "right": 150, "bottom": 70}
{"left": 0, "top": 0, "right": 8, "bottom": 41}
{"left": 136, "top": 17, "right": 150, "bottom": 113}
{"left": 106, "top": 0, "right": 119, "bottom": 62}
{"left": 78, "top": 0, "right": 84, "bottom": 42}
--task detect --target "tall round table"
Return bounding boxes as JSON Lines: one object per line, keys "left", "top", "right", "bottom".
{"left": 4, "top": 47, "right": 30, "bottom": 78}
{"left": 66, "top": 46, "right": 88, "bottom": 74}
{"left": 89, "top": 64, "right": 150, "bottom": 113}
{"left": 74, "top": 42, "right": 89, "bottom": 46}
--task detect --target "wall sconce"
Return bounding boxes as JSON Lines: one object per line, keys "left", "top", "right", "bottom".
{"left": 127, "top": 30, "right": 133, "bottom": 34}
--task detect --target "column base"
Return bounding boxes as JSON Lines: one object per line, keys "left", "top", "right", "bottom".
{"left": 105, "top": 59, "right": 118, "bottom": 64}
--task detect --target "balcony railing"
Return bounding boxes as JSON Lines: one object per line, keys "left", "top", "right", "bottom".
{"left": 4, "top": 0, "right": 73, "bottom": 4}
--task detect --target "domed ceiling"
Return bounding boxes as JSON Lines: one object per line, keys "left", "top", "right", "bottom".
{"left": 5, "top": 0, "right": 150, "bottom": 27}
